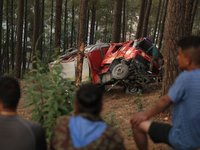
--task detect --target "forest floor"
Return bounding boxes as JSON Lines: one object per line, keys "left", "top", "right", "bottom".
{"left": 17, "top": 82, "right": 171, "bottom": 150}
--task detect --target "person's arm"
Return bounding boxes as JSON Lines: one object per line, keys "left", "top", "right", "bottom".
{"left": 131, "top": 94, "right": 172, "bottom": 126}
{"left": 146, "top": 46, "right": 153, "bottom": 54}
{"left": 146, "top": 94, "right": 172, "bottom": 118}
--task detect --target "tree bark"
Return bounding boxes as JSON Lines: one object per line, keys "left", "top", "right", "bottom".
{"left": 39, "top": 0, "right": 44, "bottom": 60}
{"left": 135, "top": 0, "right": 145, "bottom": 39}
{"left": 184, "top": 0, "right": 195, "bottom": 36}
{"left": 5, "top": 0, "right": 9, "bottom": 74}
{"left": 122, "top": 0, "right": 126, "bottom": 42}
{"left": 158, "top": 0, "right": 168, "bottom": 49}
{"left": 71, "top": 0, "right": 74, "bottom": 48}
{"left": 0, "top": 0, "right": 3, "bottom": 75}
{"left": 85, "top": 10, "right": 90, "bottom": 44}
{"left": 189, "top": 0, "right": 198, "bottom": 34}
{"left": 112, "top": 0, "right": 122, "bottom": 43}
{"left": 50, "top": 0, "right": 54, "bottom": 51}
{"left": 54, "top": 0, "right": 62, "bottom": 57}
{"left": 64, "top": 0, "right": 68, "bottom": 51}
{"left": 76, "top": 6, "right": 81, "bottom": 48}
{"left": 15, "top": 0, "right": 24, "bottom": 79}
{"left": 162, "top": 0, "right": 186, "bottom": 95}
{"left": 75, "top": 0, "right": 88, "bottom": 87}
{"left": 32, "top": 0, "right": 40, "bottom": 70}
{"left": 142, "top": 0, "right": 152, "bottom": 37}
{"left": 155, "top": 0, "right": 165, "bottom": 44}
{"left": 11, "top": 0, "right": 14, "bottom": 73}
{"left": 152, "top": 0, "right": 161, "bottom": 43}
{"left": 22, "top": 0, "right": 28, "bottom": 77}
{"left": 89, "top": 2, "right": 96, "bottom": 45}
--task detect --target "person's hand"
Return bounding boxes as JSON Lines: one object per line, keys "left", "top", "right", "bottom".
{"left": 130, "top": 112, "right": 149, "bottom": 127}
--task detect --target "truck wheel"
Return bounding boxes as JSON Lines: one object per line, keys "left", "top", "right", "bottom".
{"left": 112, "top": 63, "right": 129, "bottom": 80}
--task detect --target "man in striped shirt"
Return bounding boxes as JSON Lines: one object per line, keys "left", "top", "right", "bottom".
{"left": 131, "top": 36, "right": 200, "bottom": 150}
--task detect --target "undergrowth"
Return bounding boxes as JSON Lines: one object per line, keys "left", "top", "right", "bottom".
{"left": 133, "top": 94, "right": 143, "bottom": 112}
{"left": 23, "top": 39, "right": 75, "bottom": 142}
{"left": 102, "top": 110, "right": 120, "bottom": 129}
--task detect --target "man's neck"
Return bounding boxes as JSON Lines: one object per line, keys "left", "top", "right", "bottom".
{"left": 0, "top": 109, "right": 17, "bottom": 116}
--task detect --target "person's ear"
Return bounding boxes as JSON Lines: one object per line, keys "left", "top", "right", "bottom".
{"left": 186, "top": 56, "right": 192, "bottom": 66}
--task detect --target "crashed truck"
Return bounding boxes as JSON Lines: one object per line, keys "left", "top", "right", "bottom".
{"left": 49, "top": 38, "right": 164, "bottom": 94}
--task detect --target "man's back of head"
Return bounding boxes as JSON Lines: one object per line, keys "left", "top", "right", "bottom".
{"left": 0, "top": 76, "right": 20, "bottom": 110}
{"left": 0, "top": 76, "right": 47, "bottom": 150}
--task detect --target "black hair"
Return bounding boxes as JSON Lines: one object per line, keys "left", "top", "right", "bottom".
{"left": 0, "top": 76, "right": 21, "bottom": 109}
{"left": 76, "top": 83, "right": 103, "bottom": 115}
{"left": 178, "top": 36, "right": 200, "bottom": 65}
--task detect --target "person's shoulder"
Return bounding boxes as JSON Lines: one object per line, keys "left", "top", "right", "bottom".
{"left": 175, "top": 71, "right": 190, "bottom": 81}
{"left": 17, "top": 116, "right": 42, "bottom": 129}
{"left": 16, "top": 116, "right": 45, "bottom": 137}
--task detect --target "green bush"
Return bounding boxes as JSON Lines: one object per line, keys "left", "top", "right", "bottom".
{"left": 23, "top": 55, "right": 75, "bottom": 142}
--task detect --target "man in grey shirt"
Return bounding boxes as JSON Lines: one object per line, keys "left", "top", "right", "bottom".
{"left": 0, "top": 76, "right": 47, "bottom": 150}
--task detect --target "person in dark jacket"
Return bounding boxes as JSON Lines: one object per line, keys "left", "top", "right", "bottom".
{"left": 0, "top": 76, "right": 47, "bottom": 150}
{"left": 146, "top": 44, "right": 160, "bottom": 73}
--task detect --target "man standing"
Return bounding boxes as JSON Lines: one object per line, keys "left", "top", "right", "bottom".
{"left": 146, "top": 44, "right": 160, "bottom": 73}
{"left": 0, "top": 76, "right": 47, "bottom": 150}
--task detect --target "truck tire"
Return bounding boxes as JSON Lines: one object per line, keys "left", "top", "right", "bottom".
{"left": 112, "top": 63, "right": 129, "bottom": 80}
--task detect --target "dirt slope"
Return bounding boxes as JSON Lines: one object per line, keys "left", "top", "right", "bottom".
{"left": 18, "top": 82, "right": 171, "bottom": 150}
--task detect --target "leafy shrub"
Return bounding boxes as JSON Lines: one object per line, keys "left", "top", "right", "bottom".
{"left": 102, "top": 110, "right": 120, "bottom": 129}
{"left": 23, "top": 55, "right": 75, "bottom": 142}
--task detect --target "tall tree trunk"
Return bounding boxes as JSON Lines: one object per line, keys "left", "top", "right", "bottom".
{"left": 6, "top": 0, "right": 9, "bottom": 74}
{"left": 0, "top": 0, "right": 3, "bottom": 75}
{"left": 15, "top": 0, "right": 24, "bottom": 79}
{"left": 155, "top": 0, "right": 165, "bottom": 44}
{"left": 142, "top": 0, "right": 152, "bottom": 37}
{"left": 158, "top": 0, "right": 168, "bottom": 49}
{"left": 22, "top": 0, "right": 28, "bottom": 77}
{"left": 85, "top": 10, "right": 90, "bottom": 44}
{"left": 129, "top": 17, "right": 133, "bottom": 41}
{"left": 54, "top": 0, "right": 62, "bottom": 57}
{"left": 135, "top": 0, "right": 146, "bottom": 39}
{"left": 75, "top": 0, "right": 88, "bottom": 87}
{"left": 112, "top": 0, "right": 122, "bottom": 43}
{"left": 32, "top": 0, "right": 40, "bottom": 70}
{"left": 71, "top": 0, "right": 74, "bottom": 48}
{"left": 39, "top": 0, "right": 44, "bottom": 60}
{"left": 184, "top": 0, "right": 195, "bottom": 36}
{"left": 189, "top": 0, "right": 198, "bottom": 34}
{"left": 11, "top": 0, "right": 14, "bottom": 73}
{"left": 104, "top": 15, "right": 108, "bottom": 43}
{"left": 89, "top": 2, "right": 96, "bottom": 45}
{"left": 152, "top": 0, "right": 161, "bottom": 43}
{"left": 64, "top": 0, "right": 68, "bottom": 51}
{"left": 76, "top": 6, "right": 81, "bottom": 48}
{"left": 122, "top": 0, "right": 126, "bottom": 42}
{"left": 50, "top": 0, "right": 54, "bottom": 51}
{"left": 162, "top": 0, "right": 186, "bottom": 95}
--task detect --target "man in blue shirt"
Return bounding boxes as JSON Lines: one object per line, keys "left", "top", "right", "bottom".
{"left": 130, "top": 36, "right": 200, "bottom": 150}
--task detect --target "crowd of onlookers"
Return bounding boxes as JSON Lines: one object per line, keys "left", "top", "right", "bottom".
{"left": 0, "top": 36, "right": 200, "bottom": 150}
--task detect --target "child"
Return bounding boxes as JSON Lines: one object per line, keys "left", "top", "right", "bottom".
{"left": 51, "top": 84, "right": 125, "bottom": 150}
{"left": 130, "top": 36, "right": 200, "bottom": 150}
